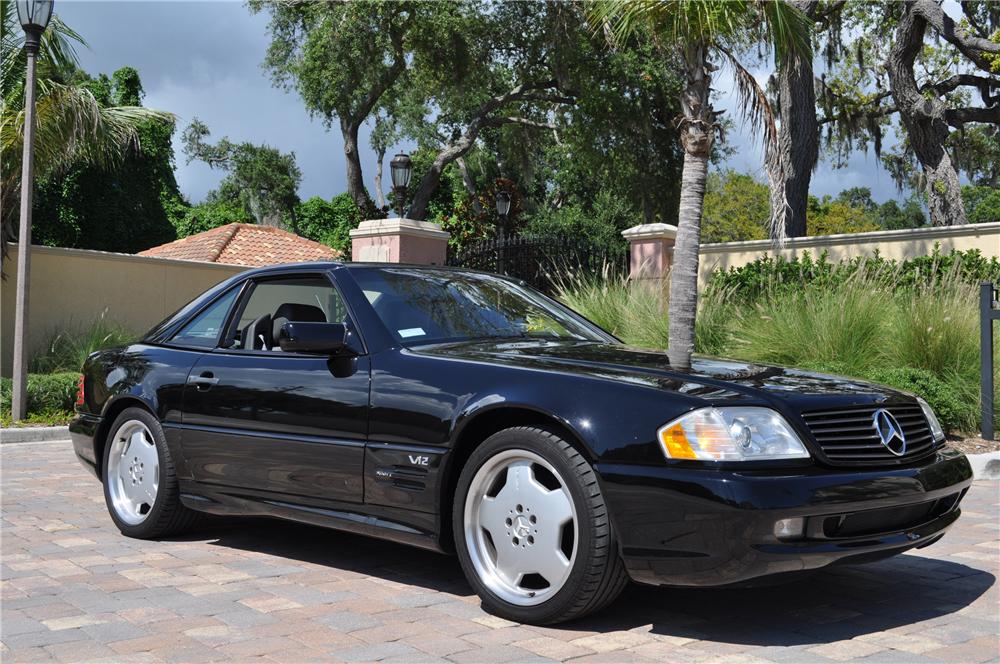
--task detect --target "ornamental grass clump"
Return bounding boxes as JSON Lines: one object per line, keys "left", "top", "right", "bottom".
{"left": 554, "top": 253, "right": 996, "bottom": 434}
{"left": 30, "top": 312, "right": 134, "bottom": 374}
{"left": 727, "top": 275, "right": 890, "bottom": 375}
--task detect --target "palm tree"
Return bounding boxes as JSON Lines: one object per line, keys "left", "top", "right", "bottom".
{"left": 588, "top": 0, "right": 810, "bottom": 370}
{"left": 0, "top": 0, "right": 172, "bottom": 260}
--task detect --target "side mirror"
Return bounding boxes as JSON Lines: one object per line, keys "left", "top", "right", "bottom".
{"left": 277, "top": 322, "right": 349, "bottom": 355}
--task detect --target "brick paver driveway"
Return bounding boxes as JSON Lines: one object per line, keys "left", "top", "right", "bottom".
{"left": 2, "top": 440, "right": 998, "bottom": 663}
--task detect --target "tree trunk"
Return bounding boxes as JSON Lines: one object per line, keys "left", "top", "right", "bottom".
{"left": 456, "top": 157, "right": 483, "bottom": 215}
{"left": 775, "top": 0, "right": 820, "bottom": 238}
{"left": 667, "top": 41, "right": 715, "bottom": 371}
{"left": 886, "top": 3, "right": 967, "bottom": 226}
{"left": 341, "top": 119, "right": 371, "bottom": 210}
{"left": 409, "top": 134, "right": 477, "bottom": 220}
{"left": 374, "top": 147, "right": 386, "bottom": 210}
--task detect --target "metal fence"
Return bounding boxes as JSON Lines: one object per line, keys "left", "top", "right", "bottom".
{"left": 448, "top": 233, "right": 628, "bottom": 293}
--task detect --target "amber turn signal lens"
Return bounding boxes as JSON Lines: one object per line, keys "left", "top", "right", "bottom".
{"left": 660, "top": 422, "right": 697, "bottom": 459}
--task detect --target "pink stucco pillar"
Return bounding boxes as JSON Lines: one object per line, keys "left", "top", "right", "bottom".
{"left": 621, "top": 223, "right": 678, "bottom": 283}
{"left": 350, "top": 218, "right": 451, "bottom": 265}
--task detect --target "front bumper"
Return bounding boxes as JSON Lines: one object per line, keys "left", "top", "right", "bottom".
{"left": 597, "top": 447, "right": 973, "bottom": 587}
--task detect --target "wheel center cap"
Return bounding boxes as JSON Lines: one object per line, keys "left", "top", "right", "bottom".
{"left": 513, "top": 515, "right": 531, "bottom": 538}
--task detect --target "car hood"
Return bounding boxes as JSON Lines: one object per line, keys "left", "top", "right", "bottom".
{"left": 413, "top": 339, "right": 912, "bottom": 410}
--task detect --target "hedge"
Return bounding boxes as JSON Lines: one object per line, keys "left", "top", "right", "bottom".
{"left": 0, "top": 372, "right": 79, "bottom": 415}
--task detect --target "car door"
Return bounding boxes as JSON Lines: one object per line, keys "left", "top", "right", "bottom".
{"left": 179, "top": 272, "right": 370, "bottom": 505}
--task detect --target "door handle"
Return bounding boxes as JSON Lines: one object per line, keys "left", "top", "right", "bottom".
{"left": 187, "top": 372, "right": 219, "bottom": 390}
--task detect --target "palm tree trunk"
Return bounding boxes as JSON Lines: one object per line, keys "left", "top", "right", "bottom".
{"left": 775, "top": 1, "right": 819, "bottom": 238}
{"left": 667, "top": 41, "right": 714, "bottom": 371}
{"left": 668, "top": 151, "right": 709, "bottom": 370}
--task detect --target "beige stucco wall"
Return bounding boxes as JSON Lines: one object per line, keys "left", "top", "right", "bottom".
{"left": 698, "top": 221, "right": 1000, "bottom": 287}
{"left": 1, "top": 246, "right": 245, "bottom": 377}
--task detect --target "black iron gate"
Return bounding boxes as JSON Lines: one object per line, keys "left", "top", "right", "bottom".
{"left": 448, "top": 233, "right": 627, "bottom": 293}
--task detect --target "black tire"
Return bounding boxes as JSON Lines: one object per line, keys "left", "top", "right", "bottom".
{"left": 102, "top": 407, "right": 200, "bottom": 539}
{"left": 453, "top": 426, "right": 628, "bottom": 624}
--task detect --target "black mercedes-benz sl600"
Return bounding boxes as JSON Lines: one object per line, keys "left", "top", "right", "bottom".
{"left": 71, "top": 262, "right": 973, "bottom": 624}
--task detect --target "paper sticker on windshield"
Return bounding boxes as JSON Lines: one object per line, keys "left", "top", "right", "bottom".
{"left": 398, "top": 327, "right": 426, "bottom": 338}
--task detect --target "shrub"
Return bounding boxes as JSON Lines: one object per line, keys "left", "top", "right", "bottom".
{"left": 710, "top": 248, "right": 1000, "bottom": 304}
{"left": 30, "top": 314, "right": 134, "bottom": 374}
{"left": 859, "top": 367, "right": 973, "bottom": 433}
{"left": 0, "top": 372, "right": 79, "bottom": 416}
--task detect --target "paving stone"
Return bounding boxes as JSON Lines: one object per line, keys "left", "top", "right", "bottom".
{"left": 333, "top": 640, "right": 421, "bottom": 661}
{"left": 2, "top": 443, "right": 998, "bottom": 664}
{"left": 317, "top": 611, "right": 383, "bottom": 633}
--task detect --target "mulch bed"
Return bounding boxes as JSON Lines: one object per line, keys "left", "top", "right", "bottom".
{"left": 950, "top": 436, "right": 1000, "bottom": 455}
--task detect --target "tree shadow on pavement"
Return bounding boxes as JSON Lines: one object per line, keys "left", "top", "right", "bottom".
{"left": 192, "top": 517, "right": 994, "bottom": 647}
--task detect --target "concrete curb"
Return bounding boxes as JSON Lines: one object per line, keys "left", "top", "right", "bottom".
{"left": 1, "top": 426, "right": 70, "bottom": 444}
{"left": 966, "top": 452, "right": 1000, "bottom": 481}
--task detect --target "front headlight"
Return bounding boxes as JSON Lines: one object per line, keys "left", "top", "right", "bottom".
{"left": 917, "top": 398, "right": 946, "bottom": 442}
{"left": 658, "top": 407, "right": 810, "bottom": 462}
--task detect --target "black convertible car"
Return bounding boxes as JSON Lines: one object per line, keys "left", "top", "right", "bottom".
{"left": 71, "top": 262, "right": 973, "bottom": 624}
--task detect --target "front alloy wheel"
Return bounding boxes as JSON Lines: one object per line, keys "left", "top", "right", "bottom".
{"left": 454, "top": 427, "right": 628, "bottom": 624}
{"left": 464, "top": 449, "right": 578, "bottom": 606}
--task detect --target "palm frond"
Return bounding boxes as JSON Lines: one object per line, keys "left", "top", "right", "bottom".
{"left": 2, "top": 1, "right": 85, "bottom": 104}
{"left": 755, "top": 0, "right": 812, "bottom": 67}
{"left": 718, "top": 46, "right": 788, "bottom": 244}
{"left": 1, "top": 82, "right": 173, "bottom": 178}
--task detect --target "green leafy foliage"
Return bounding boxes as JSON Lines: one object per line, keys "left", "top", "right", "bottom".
{"left": 182, "top": 119, "right": 301, "bottom": 228}
{"left": 857, "top": 368, "right": 972, "bottom": 433}
{"left": 30, "top": 67, "right": 183, "bottom": 253}
{"left": 963, "top": 185, "right": 1000, "bottom": 224}
{"left": 806, "top": 195, "right": 881, "bottom": 236}
{"left": 701, "top": 171, "right": 770, "bottom": 243}
{"left": 174, "top": 198, "right": 251, "bottom": 238}
{"left": 709, "top": 248, "right": 1000, "bottom": 303}
{"left": 877, "top": 198, "right": 927, "bottom": 230}
{"left": 0, "top": 372, "right": 79, "bottom": 416}
{"left": 525, "top": 191, "right": 634, "bottom": 254}
{"left": 294, "top": 194, "right": 362, "bottom": 254}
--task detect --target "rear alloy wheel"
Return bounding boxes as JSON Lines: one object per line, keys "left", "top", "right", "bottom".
{"left": 106, "top": 419, "right": 159, "bottom": 525}
{"left": 102, "top": 407, "right": 200, "bottom": 538}
{"left": 454, "top": 427, "right": 628, "bottom": 624}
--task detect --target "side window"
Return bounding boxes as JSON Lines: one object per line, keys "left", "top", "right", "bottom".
{"left": 230, "top": 276, "right": 348, "bottom": 351}
{"left": 169, "top": 287, "right": 240, "bottom": 348}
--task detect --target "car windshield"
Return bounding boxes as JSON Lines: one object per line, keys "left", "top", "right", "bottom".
{"left": 351, "top": 267, "right": 610, "bottom": 345}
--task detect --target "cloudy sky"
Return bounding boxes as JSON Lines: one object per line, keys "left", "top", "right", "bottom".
{"left": 58, "top": 0, "right": 906, "bottom": 207}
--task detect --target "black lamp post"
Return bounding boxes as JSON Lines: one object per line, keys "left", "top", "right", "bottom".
{"left": 389, "top": 152, "right": 412, "bottom": 218}
{"left": 11, "top": 0, "right": 54, "bottom": 422}
{"left": 495, "top": 190, "right": 511, "bottom": 236}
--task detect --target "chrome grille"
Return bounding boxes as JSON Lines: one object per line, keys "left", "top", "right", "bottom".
{"left": 801, "top": 403, "right": 938, "bottom": 466}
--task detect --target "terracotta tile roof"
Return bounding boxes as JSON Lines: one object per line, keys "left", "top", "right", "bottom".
{"left": 138, "top": 223, "right": 341, "bottom": 267}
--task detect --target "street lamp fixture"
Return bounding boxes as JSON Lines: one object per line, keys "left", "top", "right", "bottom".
{"left": 16, "top": 1, "right": 54, "bottom": 49}
{"left": 495, "top": 190, "right": 511, "bottom": 236}
{"left": 389, "top": 152, "right": 412, "bottom": 218}
{"left": 11, "top": 0, "right": 54, "bottom": 421}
